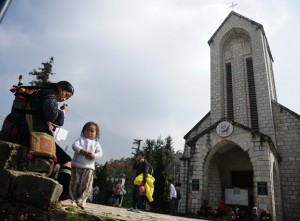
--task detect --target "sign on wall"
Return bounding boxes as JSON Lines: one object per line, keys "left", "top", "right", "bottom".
{"left": 225, "top": 188, "right": 249, "bottom": 206}
{"left": 257, "top": 182, "right": 268, "bottom": 195}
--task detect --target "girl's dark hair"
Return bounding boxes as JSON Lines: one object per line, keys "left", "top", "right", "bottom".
{"left": 81, "top": 121, "right": 100, "bottom": 140}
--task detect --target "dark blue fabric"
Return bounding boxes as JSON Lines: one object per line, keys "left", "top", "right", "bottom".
{"left": 1, "top": 87, "right": 70, "bottom": 164}
{"left": 131, "top": 185, "right": 145, "bottom": 210}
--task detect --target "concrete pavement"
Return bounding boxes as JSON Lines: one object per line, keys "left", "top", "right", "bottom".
{"left": 85, "top": 203, "right": 210, "bottom": 221}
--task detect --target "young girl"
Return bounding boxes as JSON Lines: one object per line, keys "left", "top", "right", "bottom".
{"left": 70, "top": 121, "right": 103, "bottom": 210}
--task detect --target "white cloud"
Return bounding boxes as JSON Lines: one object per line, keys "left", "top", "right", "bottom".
{"left": 1, "top": 0, "right": 299, "bottom": 162}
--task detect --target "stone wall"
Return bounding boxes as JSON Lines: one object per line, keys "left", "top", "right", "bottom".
{"left": 181, "top": 124, "right": 280, "bottom": 217}
{"left": 272, "top": 102, "right": 300, "bottom": 221}
{"left": 0, "top": 141, "right": 100, "bottom": 221}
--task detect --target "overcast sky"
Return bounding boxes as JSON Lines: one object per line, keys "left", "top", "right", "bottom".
{"left": 1, "top": 0, "right": 299, "bottom": 163}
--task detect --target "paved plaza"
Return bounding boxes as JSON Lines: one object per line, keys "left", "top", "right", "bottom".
{"left": 85, "top": 203, "right": 209, "bottom": 221}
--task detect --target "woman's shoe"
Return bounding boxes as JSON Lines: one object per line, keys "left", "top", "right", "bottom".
{"left": 60, "top": 199, "right": 77, "bottom": 208}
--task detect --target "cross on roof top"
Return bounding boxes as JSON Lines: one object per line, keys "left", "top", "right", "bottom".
{"left": 229, "top": 2, "right": 238, "bottom": 11}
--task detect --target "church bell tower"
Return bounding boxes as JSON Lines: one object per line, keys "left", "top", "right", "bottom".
{"left": 209, "top": 12, "right": 277, "bottom": 139}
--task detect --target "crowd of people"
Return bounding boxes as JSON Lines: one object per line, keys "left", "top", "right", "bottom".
{"left": 101, "top": 150, "right": 182, "bottom": 215}
{"left": 252, "top": 207, "right": 272, "bottom": 221}
{"left": 102, "top": 176, "right": 126, "bottom": 207}
{"left": 197, "top": 200, "right": 272, "bottom": 221}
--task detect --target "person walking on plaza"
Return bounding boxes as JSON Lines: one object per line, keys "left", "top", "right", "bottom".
{"left": 69, "top": 121, "right": 103, "bottom": 210}
{"left": 114, "top": 179, "right": 125, "bottom": 207}
{"left": 175, "top": 182, "right": 181, "bottom": 214}
{"left": 93, "top": 185, "right": 100, "bottom": 203}
{"left": 104, "top": 177, "right": 114, "bottom": 205}
{"left": 128, "top": 151, "right": 149, "bottom": 213}
{"left": 167, "top": 178, "right": 177, "bottom": 215}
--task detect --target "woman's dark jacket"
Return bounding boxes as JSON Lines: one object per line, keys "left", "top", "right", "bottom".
{"left": 1, "top": 88, "right": 65, "bottom": 147}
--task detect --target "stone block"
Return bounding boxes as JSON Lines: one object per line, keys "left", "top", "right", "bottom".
{"left": 0, "top": 141, "right": 27, "bottom": 171}
{"left": 10, "top": 170, "right": 62, "bottom": 210}
{"left": 0, "top": 141, "right": 54, "bottom": 176}
{"left": 26, "top": 157, "right": 54, "bottom": 176}
{"left": 0, "top": 169, "right": 14, "bottom": 198}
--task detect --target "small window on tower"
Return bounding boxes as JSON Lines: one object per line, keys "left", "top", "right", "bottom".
{"left": 226, "top": 62, "right": 234, "bottom": 120}
{"left": 192, "top": 179, "right": 199, "bottom": 191}
{"left": 246, "top": 57, "right": 259, "bottom": 131}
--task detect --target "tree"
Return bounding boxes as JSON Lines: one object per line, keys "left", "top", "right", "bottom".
{"left": 105, "top": 157, "right": 135, "bottom": 180}
{"left": 94, "top": 162, "right": 108, "bottom": 204}
{"left": 151, "top": 136, "right": 175, "bottom": 211}
{"left": 131, "top": 138, "right": 143, "bottom": 165}
{"left": 143, "top": 139, "right": 155, "bottom": 163}
{"left": 131, "top": 139, "right": 143, "bottom": 154}
{"left": 28, "top": 56, "right": 55, "bottom": 86}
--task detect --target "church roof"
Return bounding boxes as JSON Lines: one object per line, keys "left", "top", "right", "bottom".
{"left": 186, "top": 118, "right": 272, "bottom": 145}
{"left": 272, "top": 100, "right": 300, "bottom": 119}
{"left": 183, "top": 111, "right": 210, "bottom": 140}
{"left": 185, "top": 118, "right": 281, "bottom": 161}
{"left": 208, "top": 11, "right": 273, "bottom": 62}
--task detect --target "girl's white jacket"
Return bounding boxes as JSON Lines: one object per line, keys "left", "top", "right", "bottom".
{"left": 71, "top": 137, "right": 103, "bottom": 170}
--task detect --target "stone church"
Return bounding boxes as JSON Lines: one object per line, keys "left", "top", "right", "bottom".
{"left": 179, "top": 11, "right": 300, "bottom": 221}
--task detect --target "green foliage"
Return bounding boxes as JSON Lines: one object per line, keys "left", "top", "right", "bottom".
{"left": 94, "top": 162, "right": 108, "bottom": 204}
{"left": 100, "top": 212, "right": 110, "bottom": 221}
{"left": 107, "top": 158, "right": 134, "bottom": 179}
{"left": 143, "top": 136, "right": 175, "bottom": 178}
{"left": 66, "top": 207, "right": 83, "bottom": 221}
{"left": 28, "top": 56, "right": 55, "bottom": 86}
{"left": 131, "top": 139, "right": 143, "bottom": 156}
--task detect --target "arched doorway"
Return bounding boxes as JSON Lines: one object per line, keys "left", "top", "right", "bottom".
{"left": 205, "top": 141, "right": 253, "bottom": 211}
